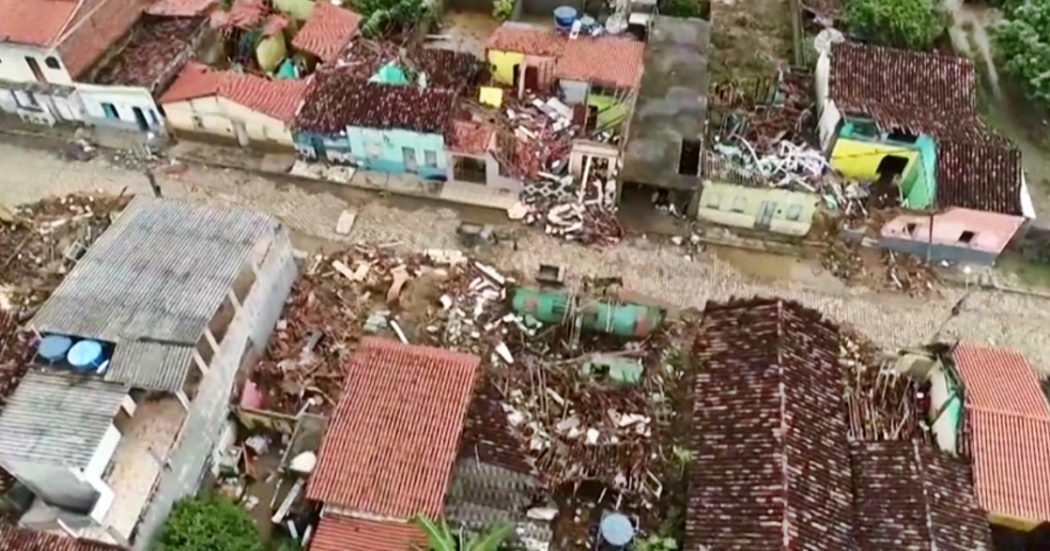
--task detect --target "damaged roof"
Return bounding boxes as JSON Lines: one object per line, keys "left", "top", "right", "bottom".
{"left": 851, "top": 440, "right": 993, "bottom": 551}
{"left": 146, "top": 0, "right": 216, "bottom": 16}
{"left": 448, "top": 120, "right": 494, "bottom": 156}
{"left": 486, "top": 23, "right": 564, "bottom": 56}
{"left": 556, "top": 36, "right": 645, "bottom": 89}
{"left": 686, "top": 297, "right": 853, "bottom": 550}
{"left": 295, "top": 68, "right": 455, "bottom": 134}
{"left": 91, "top": 16, "right": 202, "bottom": 89}
{"left": 290, "top": 2, "right": 360, "bottom": 62}
{"left": 306, "top": 338, "right": 480, "bottom": 518}
{"left": 160, "top": 63, "right": 310, "bottom": 122}
{"left": 0, "top": 526, "right": 126, "bottom": 551}
{"left": 31, "top": 196, "right": 276, "bottom": 344}
{"left": 951, "top": 341, "right": 1050, "bottom": 522}
{"left": 310, "top": 514, "right": 425, "bottom": 551}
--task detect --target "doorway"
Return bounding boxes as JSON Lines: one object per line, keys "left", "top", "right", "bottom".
{"left": 233, "top": 121, "right": 250, "bottom": 147}
{"left": 512, "top": 64, "right": 521, "bottom": 88}
{"left": 756, "top": 200, "right": 776, "bottom": 230}
{"left": 403, "top": 146, "right": 418, "bottom": 173}
{"left": 524, "top": 66, "right": 539, "bottom": 92}
{"left": 877, "top": 155, "right": 909, "bottom": 178}
{"left": 24, "top": 57, "right": 46, "bottom": 84}
{"left": 132, "top": 106, "right": 149, "bottom": 131}
{"left": 678, "top": 139, "right": 701, "bottom": 176}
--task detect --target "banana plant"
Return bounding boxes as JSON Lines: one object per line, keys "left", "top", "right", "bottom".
{"left": 412, "top": 515, "right": 514, "bottom": 551}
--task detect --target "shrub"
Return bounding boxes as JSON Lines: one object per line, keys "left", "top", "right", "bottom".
{"left": 152, "top": 493, "right": 264, "bottom": 551}
{"left": 846, "top": 0, "right": 947, "bottom": 50}
{"left": 996, "top": 0, "right": 1050, "bottom": 109}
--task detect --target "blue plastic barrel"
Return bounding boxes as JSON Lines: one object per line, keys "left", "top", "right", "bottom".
{"left": 67, "top": 340, "right": 104, "bottom": 370}
{"left": 554, "top": 6, "right": 578, "bottom": 30}
{"left": 38, "top": 335, "right": 73, "bottom": 364}
{"left": 599, "top": 513, "right": 634, "bottom": 547}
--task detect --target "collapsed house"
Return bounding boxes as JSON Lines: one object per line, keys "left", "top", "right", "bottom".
{"left": 0, "top": 197, "right": 297, "bottom": 550}
{"left": 816, "top": 40, "right": 1034, "bottom": 264}
{"left": 307, "top": 338, "right": 480, "bottom": 550}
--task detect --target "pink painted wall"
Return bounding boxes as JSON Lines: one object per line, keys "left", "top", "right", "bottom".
{"left": 882, "top": 207, "right": 1025, "bottom": 254}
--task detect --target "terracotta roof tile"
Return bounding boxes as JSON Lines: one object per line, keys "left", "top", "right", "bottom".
{"left": 57, "top": 0, "right": 152, "bottom": 78}
{"left": 159, "top": 63, "right": 309, "bottom": 122}
{"left": 310, "top": 514, "right": 426, "bottom": 551}
{"left": 555, "top": 36, "right": 644, "bottom": 89}
{"left": 295, "top": 68, "right": 454, "bottom": 134}
{"left": 306, "top": 338, "right": 480, "bottom": 518}
{"left": 686, "top": 298, "right": 854, "bottom": 550}
{"left": 459, "top": 380, "right": 535, "bottom": 475}
{"left": 0, "top": 527, "right": 126, "bottom": 551}
{"left": 91, "top": 17, "right": 201, "bottom": 89}
{"left": 0, "top": 0, "right": 78, "bottom": 46}
{"left": 291, "top": 2, "right": 360, "bottom": 62}
{"left": 967, "top": 409, "right": 1050, "bottom": 522}
{"left": 851, "top": 440, "right": 993, "bottom": 551}
{"left": 486, "top": 23, "right": 565, "bottom": 57}
{"left": 952, "top": 341, "right": 1050, "bottom": 419}
{"left": 209, "top": 0, "right": 267, "bottom": 30}
{"left": 448, "top": 120, "right": 493, "bottom": 156}
{"left": 146, "top": 0, "right": 216, "bottom": 16}
{"left": 936, "top": 140, "right": 1024, "bottom": 215}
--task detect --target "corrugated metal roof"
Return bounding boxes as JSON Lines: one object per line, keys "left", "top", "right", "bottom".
{"left": 104, "top": 341, "right": 193, "bottom": 391}
{"left": 31, "top": 197, "right": 276, "bottom": 344}
{"left": 0, "top": 370, "right": 127, "bottom": 467}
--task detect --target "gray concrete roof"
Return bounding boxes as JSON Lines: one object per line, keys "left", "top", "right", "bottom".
{"left": 31, "top": 197, "right": 276, "bottom": 345}
{"left": 0, "top": 370, "right": 128, "bottom": 467}
{"left": 104, "top": 341, "right": 194, "bottom": 391}
{"left": 622, "top": 16, "right": 711, "bottom": 191}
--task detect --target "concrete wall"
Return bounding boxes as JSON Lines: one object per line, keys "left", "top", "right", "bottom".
{"left": 78, "top": 84, "right": 165, "bottom": 133}
{"left": 6, "top": 460, "right": 98, "bottom": 512}
{"left": 879, "top": 237, "right": 999, "bottom": 266}
{"left": 132, "top": 228, "right": 298, "bottom": 550}
{"left": 293, "top": 130, "right": 354, "bottom": 162}
{"left": 882, "top": 208, "right": 1025, "bottom": 258}
{"left": 927, "top": 364, "right": 960, "bottom": 456}
{"left": 697, "top": 181, "right": 818, "bottom": 237}
{"left": 487, "top": 49, "right": 524, "bottom": 85}
{"left": 0, "top": 43, "right": 74, "bottom": 85}
{"left": 348, "top": 126, "right": 447, "bottom": 179}
{"left": 560, "top": 79, "right": 588, "bottom": 104}
{"left": 162, "top": 96, "right": 294, "bottom": 146}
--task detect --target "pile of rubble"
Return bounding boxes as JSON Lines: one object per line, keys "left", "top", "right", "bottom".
{"left": 503, "top": 95, "right": 580, "bottom": 180}
{"left": 520, "top": 156, "right": 623, "bottom": 246}
{"left": 841, "top": 329, "right": 919, "bottom": 442}
{"left": 0, "top": 310, "right": 35, "bottom": 406}
{"left": 883, "top": 250, "right": 938, "bottom": 297}
{"left": 0, "top": 194, "right": 130, "bottom": 311}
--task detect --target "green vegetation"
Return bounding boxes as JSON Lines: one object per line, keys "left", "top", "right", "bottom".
{"left": 633, "top": 535, "right": 680, "bottom": 551}
{"left": 996, "top": 0, "right": 1050, "bottom": 110}
{"left": 152, "top": 493, "right": 264, "bottom": 551}
{"left": 412, "top": 516, "right": 514, "bottom": 551}
{"left": 662, "top": 0, "right": 708, "bottom": 19}
{"left": 492, "top": 0, "right": 513, "bottom": 20}
{"left": 352, "top": 0, "right": 432, "bottom": 37}
{"left": 845, "top": 0, "right": 946, "bottom": 50}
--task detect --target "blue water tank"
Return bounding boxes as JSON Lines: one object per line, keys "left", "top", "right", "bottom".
{"left": 38, "top": 335, "right": 73, "bottom": 364}
{"left": 599, "top": 513, "right": 634, "bottom": 547}
{"left": 554, "top": 6, "right": 578, "bottom": 30}
{"left": 67, "top": 340, "right": 104, "bottom": 370}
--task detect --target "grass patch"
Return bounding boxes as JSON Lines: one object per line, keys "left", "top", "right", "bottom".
{"left": 998, "top": 253, "right": 1050, "bottom": 289}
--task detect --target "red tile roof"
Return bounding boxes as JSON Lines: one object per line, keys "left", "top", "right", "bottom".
{"left": 936, "top": 140, "right": 1024, "bottom": 215}
{"left": 291, "top": 2, "right": 360, "bottom": 62}
{"left": 952, "top": 342, "right": 1050, "bottom": 522}
{"left": 686, "top": 298, "right": 854, "bottom": 550}
{"left": 310, "top": 514, "right": 426, "bottom": 551}
{"left": 159, "top": 63, "right": 309, "bottom": 122}
{"left": 57, "top": 0, "right": 152, "bottom": 78}
{"left": 851, "top": 440, "right": 993, "bottom": 551}
{"left": 556, "top": 36, "right": 644, "bottom": 89}
{"left": 967, "top": 409, "right": 1050, "bottom": 522}
{"left": 486, "top": 23, "right": 565, "bottom": 57}
{"left": 306, "top": 338, "right": 480, "bottom": 518}
{"left": 146, "top": 0, "right": 216, "bottom": 16}
{"left": 0, "top": 0, "right": 79, "bottom": 46}
{"left": 209, "top": 0, "right": 268, "bottom": 30}
{"left": 0, "top": 527, "right": 126, "bottom": 551}
{"left": 953, "top": 341, "right": 1050, "bottom": 419}
{"left": 448, "top": 120, "right": 493, "bottom": 155}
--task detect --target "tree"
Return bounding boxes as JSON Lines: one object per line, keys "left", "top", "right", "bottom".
{"left": 412, "top": 516, "right": 514, "bottom": 551}
{"left": 152, "top": 493, "right": 264, "bottom": 551}
{"left": 352, "top": 0, "right": 431, "bottom": 37}
{"left": 846, "top": 0, "right": 947, "bottom": 50}
{"left": 996, "top": 0, "right": 1050, "bottom": 109}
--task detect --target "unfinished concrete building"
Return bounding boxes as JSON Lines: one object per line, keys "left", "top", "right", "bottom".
{"left": 0, "top": 197, "right": 297, "bottom": 550}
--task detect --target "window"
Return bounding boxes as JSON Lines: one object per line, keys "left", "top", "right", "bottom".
{"left": 786, "top": 204, "right": 803, "bottom": 221}
{"left": 101, "top": 102, "right": 119, "bottom": 120}
{"left": 24, "top": 57, "right": 46, "bottom": 84}
{"left": 149, "top": 110, "right": 159, "bottom": 126}
{"left": 44, "top": 56, "right": 60, "bottom": 70}
{"left": 705, "top": 192, "right": 721, "bottom": 209}
{"left": 959, "top": 231, "right": 975, "bottom": 244}
{"left": 424, "top": 150, "right": 438, "bottom": 168}
{"left": 678, "top": 139, "right": 701, "bottom": 176}
{"left": 847, "top": 117, "right": 878, "bottom": 139}
{"left": 367, "top": 142, "right": 380, "bottom": 160}
{"left": 887, "top": 128, "right": 919, "bottom": 143}
{"left": 192, "top": 115, "right": 203, "bottom": 129}
{"left": 905, "top": 222, "right": 917, "bottom": 235}
{"left": 13, "top": 90, "right": 40, "bottom": 110}
{"left": 730, "top": 196, "right": 746, "bottom": 213}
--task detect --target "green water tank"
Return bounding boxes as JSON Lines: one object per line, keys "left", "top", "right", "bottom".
{"left": 511, "top": 287, "right": 570, "bottom": 324}
{"left": 580, "top": 300, "right": 663, "bottom": 337}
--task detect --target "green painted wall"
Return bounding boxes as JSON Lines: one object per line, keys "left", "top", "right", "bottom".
{"left": 587, "top": 93, "right": 628, "bottom": 129}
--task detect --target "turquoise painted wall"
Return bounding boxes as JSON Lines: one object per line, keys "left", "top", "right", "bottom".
{"left": 838, "top": 119, "right": 937, "bottom": 209}
{"left": 348, "top": 126, "right": 447, "bottom": 178}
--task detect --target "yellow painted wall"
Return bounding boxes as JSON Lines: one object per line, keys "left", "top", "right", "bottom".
{"left": 274, "top": 0, "right": 314, "bottom": 20}
{"left": 487, "top": 49, "right": 524, "bottom": 85}
{"left": 256, "top": 34, "right": 287, "bottom": 73}
{"left": 161, "top": 95, "right": 293, "bottom": 146}
{"left": 831, "top": 137, "right": 918, "bottom": 181}
{"left": 697, "top": 181, "right": 818, "bottom": 237}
